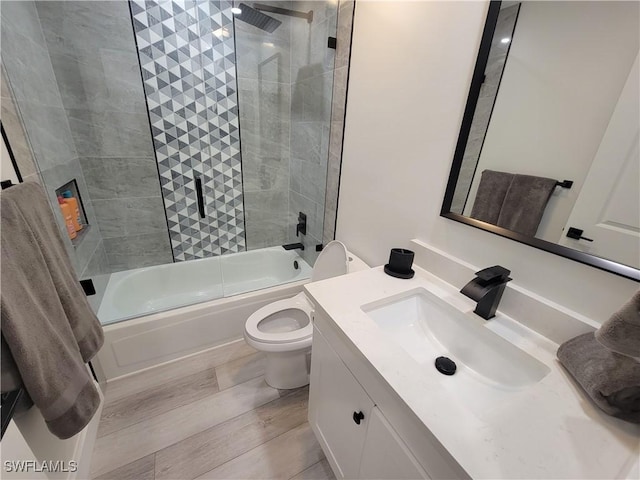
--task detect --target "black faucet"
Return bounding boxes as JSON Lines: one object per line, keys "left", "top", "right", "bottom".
{"left": 296, "top": 212, "right": 307, "bottom": 236}
{"left": 283, "top": 243, "right": 305, "bottom": 251}
{"left": 460, "top": 265, "right": 512, "bottom": 320}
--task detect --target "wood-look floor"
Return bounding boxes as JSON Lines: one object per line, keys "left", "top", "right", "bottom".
{"left": 91, "top": 340, "right": 334, "bottom": 480}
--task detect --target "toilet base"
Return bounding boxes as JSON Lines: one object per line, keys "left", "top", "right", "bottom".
{"left": 264, "top": 348, "right": 311, "bottom": 389}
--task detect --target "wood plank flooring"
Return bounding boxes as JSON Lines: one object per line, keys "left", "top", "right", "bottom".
{"left": 90, "top": 340, "right": 334, "bottom": 480}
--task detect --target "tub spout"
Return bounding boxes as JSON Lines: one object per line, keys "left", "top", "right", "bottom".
{"left": 283, "top": 243, "right": 305, "bottom": 251}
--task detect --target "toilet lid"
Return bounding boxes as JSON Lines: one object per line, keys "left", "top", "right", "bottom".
{"left": 311, "top": 241, "right": 349, "bottom": 282}
{"left": 245, "top": 293, "right": 313, "bottom": 344}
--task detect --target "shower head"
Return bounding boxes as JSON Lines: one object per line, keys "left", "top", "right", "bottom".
{"left": 235, "top": 3, "right": 282, "bottom": 33}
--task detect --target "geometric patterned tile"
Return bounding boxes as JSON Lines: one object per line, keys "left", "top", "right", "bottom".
{"left": 130, "top": 0, "right": 246, "bottom": 261}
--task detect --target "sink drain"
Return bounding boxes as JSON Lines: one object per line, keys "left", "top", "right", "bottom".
{"left": 435, "top": 356, "right": 456, "bottom": 376}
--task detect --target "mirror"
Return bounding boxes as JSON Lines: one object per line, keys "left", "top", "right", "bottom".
{"left": 441, "top": 1, "right": 640, "bottom": 281}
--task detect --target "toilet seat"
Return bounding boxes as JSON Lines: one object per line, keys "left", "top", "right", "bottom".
{"left": 244, "top": 292, "right": 313, "bottom": 347}
{"left": 242, "top": 241, "right": 368, "bottom": 388}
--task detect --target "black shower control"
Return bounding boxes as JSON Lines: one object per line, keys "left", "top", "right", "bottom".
{"left": 296, "top": 212, "right": 307, "bottom": 236}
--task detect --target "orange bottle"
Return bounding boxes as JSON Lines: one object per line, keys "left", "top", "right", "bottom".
{"left": 58, "top": 196, "right": 77, "bottom": 240}
{"left": 62, "top": 190, "right": 83, "bottom": 232}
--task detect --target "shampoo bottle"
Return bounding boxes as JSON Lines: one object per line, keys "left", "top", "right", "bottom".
{"left": 62, "top": 190, "right": 83, "bottom": 232}
{"left": 58, "top": 197, "right": 77, "bottom": 240}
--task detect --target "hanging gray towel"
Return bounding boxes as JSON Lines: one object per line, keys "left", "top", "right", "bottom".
{"left": 1, "top": 183, "right": 104, "bottom": 439}
{"left": 496, "top": 173, "right": 557, "bottom": 236}
{"left": 469, "top": 170, "right": 514, "bottom": 224}
{"left": 557, "top": 332, "right": 640, "bottom": 423}
{"left": 595, "top": 290, "right": 640, "bottom": 358}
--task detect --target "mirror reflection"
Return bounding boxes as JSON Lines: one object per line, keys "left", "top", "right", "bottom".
{"left": 447, "top": 1, "right": 639, "bottom": 270}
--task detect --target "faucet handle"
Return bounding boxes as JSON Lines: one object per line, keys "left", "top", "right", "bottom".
{"left": 475, "top": 265, "right": 511, "bottom": 283}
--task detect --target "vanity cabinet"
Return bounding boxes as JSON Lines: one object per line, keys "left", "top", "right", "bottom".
{"left": 309, "top": 323, "right": 430, "bottom": 480}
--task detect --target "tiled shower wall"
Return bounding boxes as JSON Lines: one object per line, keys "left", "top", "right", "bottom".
{"left": 36, "top": 1, "right": 173, "bottom": 271}
{"left": 0, "top": 1, "right": 107, "bottom": 279}
{"left": 235, "top": 1, "right": 293, "bottom": 250}
{"left": 235, "top": 0, "right": 352, "bottom": 263}
{"left": 323, "top": 0, "right": 354, "bottom": 245}
{"left": 131, "top": 0, "right": 246, "bottom": 261}
{"left": 289, "top": 1, "right": 338, "bottom": 265}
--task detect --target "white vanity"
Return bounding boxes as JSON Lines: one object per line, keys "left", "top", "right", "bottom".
{"left": 305, "top": 242, "right": 639, "bottom": 479}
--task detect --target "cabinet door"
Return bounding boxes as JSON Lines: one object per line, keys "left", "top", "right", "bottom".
{"left": 359, "top": 407, "right": 431, "bottom": 480}
{"left": 309, "top": 327, "right": 375, "bottom": 479}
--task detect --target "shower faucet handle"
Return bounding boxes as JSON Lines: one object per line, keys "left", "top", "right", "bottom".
{"left": 296, "top": 212, "right": 307, "bottom": 236}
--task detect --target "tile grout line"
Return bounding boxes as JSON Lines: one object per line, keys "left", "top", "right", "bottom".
{"left": 286, "top": 459, "right": 326, "bottom": 480}
{"left": 187, "top": 418, "right": 311, "bottom": 480}
{"left": 97, "top": 388, "right": 308, "bottom": 480}
{"left": 98, "top": 368, "right": 222, "bottom": 439}
{"left": 103, "top": 348, "right": 260, "bottom": 407}
{"left": 151, "top": 386, "right": 308, "bottom": 461}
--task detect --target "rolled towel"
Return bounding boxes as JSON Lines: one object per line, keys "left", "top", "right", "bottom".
{"left": 557, "top": 332, "right": 640, "bottom": 423}
{"left": 595, "top": 290, "right": 640, "bottom": 358}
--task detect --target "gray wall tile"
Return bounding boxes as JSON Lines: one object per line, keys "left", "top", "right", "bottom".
{"left": 36, "top": 1, "right": 138, "bottom": 60}
{"left": 291, "top": 121, "right": 324, "bottom": 164}
{"left": 80, "top": 157, "right": 162, "bottom": 200}
{"left": 35, "top": 1, "right": 172, "bottom": 271}
{"left": 80, "top": 240, "right": 112, "bottom": 279}
{"left": 48, "top": 51, "right": 148, "bottom": 114}
{"left": 335, "top": 1, "right": 355, "bottom": 69}
{"left": 1, "top": 69, "right": 38, "bottom": 179}
{"left": 0, "top": 4, "right": 63, "bottom": 108}
{"left": 1, "top": 1, "right": 111, "bottom": 278}
{"left": 92, "top": 197, "right": 168, "bottom": 239}
{"left": 17, "top": 102, "right": 79, "bottom": 171}
{"left": 242, "top": 154, "right": 290, "bottom": 193}
{"left": 244, "top": 190, "right": 289, "bottom": 249}
{"left": 289, "top": 190, "right": 322, "bottom": 241}
{"left": 67, "top": 109, "right": 154, "bottom": 158}
{"left": 104, "top": 232, "right": 173, "bottom": 272}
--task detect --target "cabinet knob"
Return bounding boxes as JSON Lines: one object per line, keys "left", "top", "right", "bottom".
{"left": 353, "top": 411, "right": 365, "bottom": 425}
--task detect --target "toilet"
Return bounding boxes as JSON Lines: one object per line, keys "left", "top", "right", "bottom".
{"left": 244, "top": 241, "right": 368, "bottom": 389}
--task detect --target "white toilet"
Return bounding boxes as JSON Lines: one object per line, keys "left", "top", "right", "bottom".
{"left": 244, "top": 241, "right": 368, "bottom": 389}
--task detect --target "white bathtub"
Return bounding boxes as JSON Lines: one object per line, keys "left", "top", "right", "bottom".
{"left": 97, "top": 247, "right": 312, "bottom": 325}
{"left": 93, "top": 247, "right": 313, "bottom": 381}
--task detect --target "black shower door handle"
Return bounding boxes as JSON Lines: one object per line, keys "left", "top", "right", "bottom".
{"left": 195, "top": 176, "right": 205, "bottom": 219}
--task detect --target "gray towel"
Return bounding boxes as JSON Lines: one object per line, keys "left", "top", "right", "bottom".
{"left": 595, "top": 290, "right": 640, "bottom": 358}
{"left": 470, "top": 170, "right": 514, "bottom": 224}
{"left": 496, "top": 173, "right": 557, "bottom": 236}
{"left": 1, "top": 183, "right": 104, "bottom": 439}
{"left": 557, "top": 332, "right": 640, "bottom": 423}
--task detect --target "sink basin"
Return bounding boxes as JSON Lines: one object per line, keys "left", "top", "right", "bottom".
{"left": 362, "top": 288, "right": 550, "bottom": 414}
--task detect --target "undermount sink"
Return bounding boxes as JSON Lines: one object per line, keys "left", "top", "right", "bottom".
{"left": 362, "top": 288, "right": 550, "bottom": 414}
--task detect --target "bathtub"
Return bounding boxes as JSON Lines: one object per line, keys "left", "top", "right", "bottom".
{"left": 97, "top": 247, "right": 312, "bottom": 325}
{"left": 93, "top": 247, "right": 312, "bottom": 381}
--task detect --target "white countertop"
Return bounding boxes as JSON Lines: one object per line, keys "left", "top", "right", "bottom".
{"left": 305, "top": 266, "right": 640, "bottom": 479}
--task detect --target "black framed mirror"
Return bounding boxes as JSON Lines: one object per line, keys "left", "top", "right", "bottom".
{"left": 441, "top": 0, "right": 640, "bottom": 282}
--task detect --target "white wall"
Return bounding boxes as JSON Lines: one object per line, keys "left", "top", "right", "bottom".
{"left": 336, "top": 0, "right": 638, "bottom": 324}
{"left": 465, "top": 1, "right": 639, "bottom": 242}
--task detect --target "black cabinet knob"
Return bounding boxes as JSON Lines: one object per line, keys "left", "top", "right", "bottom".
{"left": 353, "top": 411, "right": 365, "bottom": 425}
